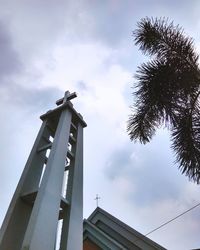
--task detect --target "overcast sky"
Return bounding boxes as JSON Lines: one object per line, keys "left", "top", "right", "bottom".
{"left": 0, "top": 1, "right": 200, "bottom": 249}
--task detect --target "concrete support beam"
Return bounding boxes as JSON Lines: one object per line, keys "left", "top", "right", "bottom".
{"left": 0, "top": 91, "right": 86, "bottom": 250}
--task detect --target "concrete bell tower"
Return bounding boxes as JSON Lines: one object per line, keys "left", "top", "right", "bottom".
{"left": 0, "top": 91, "right": 87, "bottom": 250}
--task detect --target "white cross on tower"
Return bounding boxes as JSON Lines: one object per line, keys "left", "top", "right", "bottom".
{"left": 56, "top": 91, "right": 77, "bottom": 105}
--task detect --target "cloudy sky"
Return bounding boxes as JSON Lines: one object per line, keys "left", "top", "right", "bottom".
{"left": 0, "top": 0, "right": 200, "bottom": 249}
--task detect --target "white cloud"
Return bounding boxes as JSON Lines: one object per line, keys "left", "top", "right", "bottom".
{"left": 1, "top": 1, "right": 200, "bottom": 249}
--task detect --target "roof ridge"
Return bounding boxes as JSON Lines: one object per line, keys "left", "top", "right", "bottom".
{"left": 87, "top": 207, "right": 166, "bottom": 250}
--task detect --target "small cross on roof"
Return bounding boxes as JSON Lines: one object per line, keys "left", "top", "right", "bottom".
{"left": 94, "top": 194, "right": 101, "bottom": 207}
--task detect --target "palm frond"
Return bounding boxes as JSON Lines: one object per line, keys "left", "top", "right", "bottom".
{"left": 171, "top": 106, "right": 200, "bottom": 183}
{"left": 135, "top": 59, "right": 180, "bottom": 124}
{"left": 134, "top": 17, "right": 199, "bottom": 72}
{"left": 128, "top": 17, "right": 200, "bottom": 183}
{"left": 127, "top": 106, "right": 158, "bottom": 143}
{"left": 127, "top": 59, "right": 176, "bottom": 142}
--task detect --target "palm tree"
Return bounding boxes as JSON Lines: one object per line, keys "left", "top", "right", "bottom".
{"left": 127, "top": 17, "right": 200, "bottom": 183}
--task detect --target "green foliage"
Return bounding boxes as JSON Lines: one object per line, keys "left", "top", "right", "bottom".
{"left": 128, "top": 17, "right": 200, "bottom": 183}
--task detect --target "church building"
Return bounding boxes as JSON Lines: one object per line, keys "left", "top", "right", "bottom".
{"left": 83, "top": 207, "right": 166, "bottom": 250}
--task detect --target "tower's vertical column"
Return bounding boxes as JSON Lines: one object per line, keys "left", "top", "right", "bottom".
{"left": 59, "top": 120, "right": 84, "bottom": 250}
{"left": 0, "top": 91, "right": 86, "bottom": 250}
{"left": 0, "top": 120, "right": 52, "bottom": 250}
{"left": 67, "top": 121, "right": 84, "bottom": 250}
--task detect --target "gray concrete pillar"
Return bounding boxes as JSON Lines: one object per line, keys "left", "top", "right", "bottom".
{"left": 0, "top": 91, "right": 86, "bottom": 250}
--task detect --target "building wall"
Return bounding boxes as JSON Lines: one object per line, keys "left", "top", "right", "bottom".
{"left": 83, "top": 238, "right": 102, "bottom": 250}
